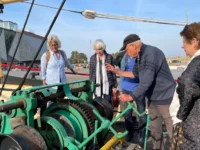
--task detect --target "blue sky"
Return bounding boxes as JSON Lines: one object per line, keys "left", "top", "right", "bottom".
{"left": 1, "top": 0, "right": 199, "bottom": 59}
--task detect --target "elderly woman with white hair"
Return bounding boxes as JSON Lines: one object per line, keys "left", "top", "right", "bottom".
{"left": 89, "top": 39, "right": 117, "bottom": 102}
{"left": 40, "top": 34, "right": 77, "bottom": 91}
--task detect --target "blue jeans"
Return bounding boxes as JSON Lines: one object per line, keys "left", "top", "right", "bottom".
{"left": 123, "top": 90, "right": 146, "bottom": 143}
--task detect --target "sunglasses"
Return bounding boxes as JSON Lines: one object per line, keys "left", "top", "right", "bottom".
{"left": 183, "top": 24, "right": 189, "bottom": 30}
{"left": 183, "top": 24, "right": 196, "bottom": 36}
{"left": 183, "top": 24, "right": 199, "bottom": 41}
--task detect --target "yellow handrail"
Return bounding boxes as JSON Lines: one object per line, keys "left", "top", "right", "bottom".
{"left": 100, "top": 132, "right": 125, "bottom": 150}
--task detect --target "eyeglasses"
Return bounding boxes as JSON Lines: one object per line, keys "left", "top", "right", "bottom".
{"left": 95, "top": 49, "right": 103, "bottom": 51}
{"left": 50, "top": 44, "right": 58, "bottom": 47}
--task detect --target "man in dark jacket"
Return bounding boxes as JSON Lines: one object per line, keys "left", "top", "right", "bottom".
{"left": 106, "top": 34, "right": 176, "bottom": 150}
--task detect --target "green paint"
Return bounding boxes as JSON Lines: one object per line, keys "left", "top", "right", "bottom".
{"left": 0, "top": 80, "right": 152, "bottom": 150}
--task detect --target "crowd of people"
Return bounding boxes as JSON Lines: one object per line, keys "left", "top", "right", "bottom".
{"left": 40, "top": 22, "right": 200, "bottom": 150}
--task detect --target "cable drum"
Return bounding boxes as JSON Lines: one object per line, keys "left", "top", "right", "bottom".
{"left": 0, "top": 125, "right": 47, "bottom": 150}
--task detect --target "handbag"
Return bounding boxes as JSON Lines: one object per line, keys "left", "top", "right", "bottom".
{"left": 111, "top": 90, "right": 119, "bottom": 108}
{"left": 170, "top": 122, "right": 183, "bottom": 150}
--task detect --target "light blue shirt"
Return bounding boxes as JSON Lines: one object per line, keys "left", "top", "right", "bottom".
{"left": 40, "top": 50, "right": 73, "bottom": 85}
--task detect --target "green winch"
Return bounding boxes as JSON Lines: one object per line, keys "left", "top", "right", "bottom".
{"left": 0, "top": 80, "right": 141, "bottom": 150}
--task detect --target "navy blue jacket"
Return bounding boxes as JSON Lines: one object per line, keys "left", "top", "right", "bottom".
{"left": 131, "top": 44, "right": 176, "bottom": 105}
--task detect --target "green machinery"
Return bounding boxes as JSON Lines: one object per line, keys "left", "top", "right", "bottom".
{"left": 0, "top": 80, "right": 150, "bottom": 150}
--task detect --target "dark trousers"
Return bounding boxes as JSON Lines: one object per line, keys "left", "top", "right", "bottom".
{"left": 95, "top": 85, "right": 113, "bottom": 103}
{"left": 149, "top": 103, "right": 173, "bottom": 149}
{"left": 123, "top": 90, "right": 146, "bottom": 143}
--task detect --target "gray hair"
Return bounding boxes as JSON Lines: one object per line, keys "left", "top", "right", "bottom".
{"left": 93, "top": 39, "right": 106, "bottom": 51}
{"left": 130, "top": 40, "right": 142, "bottom": 46}
{"left": 47, "top": 34, "right": 61, "bottom": 50}
{"left": 132, "top": 40, "right": 142, "bottom": 45}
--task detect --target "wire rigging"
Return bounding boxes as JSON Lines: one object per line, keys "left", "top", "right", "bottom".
{"left": 22, "top": 1, "right": 187, "bottom": 26}
{"left": 0, "top": 0, "right": 35, "bottom": 96}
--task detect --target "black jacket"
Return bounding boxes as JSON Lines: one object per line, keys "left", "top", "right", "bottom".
{"left": 177, "top": 56, "right": 200, "bottom": 147}
{"left": 89, "top": 51, "right": 117, "bottom": 88}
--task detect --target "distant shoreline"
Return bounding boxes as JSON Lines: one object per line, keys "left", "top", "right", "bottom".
{"left": 169, "top": 65, "right": 186, "bottom": 70}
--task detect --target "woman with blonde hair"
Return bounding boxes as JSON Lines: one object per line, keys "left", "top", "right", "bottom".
{"left": 41, "top": 34, "right": 77, "bottom": 91}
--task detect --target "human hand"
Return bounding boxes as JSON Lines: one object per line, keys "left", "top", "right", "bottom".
{"left": 42, "top": 80, "right": 46, "bottom": 85}
{"left": 106, "top": 63, "right": 115, "bottom": 72}
{"left": 71, "top": 69, "right": 78, "bottom": 74}
{"left": 112, "top": 88, "right": 117, "bottom": 94}
{"left": 73, "top": 70, "right": 78, "bottom": 74}
{"left": 119, "top": 93, "right": 133, "bottom": 102}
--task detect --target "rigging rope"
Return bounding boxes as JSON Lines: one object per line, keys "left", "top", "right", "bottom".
{"left": 22, "top": 1, "right": 187, "bottom": 26}
{"left": 0, "top": 0, "right": 35, "bottom": 96}
{"left": 12, "top": 0, "right": 66, "bottom": 95}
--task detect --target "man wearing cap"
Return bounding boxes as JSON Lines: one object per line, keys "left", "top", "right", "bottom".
{"left": 106, "top": 34, "right": 176, "bottom": 150}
